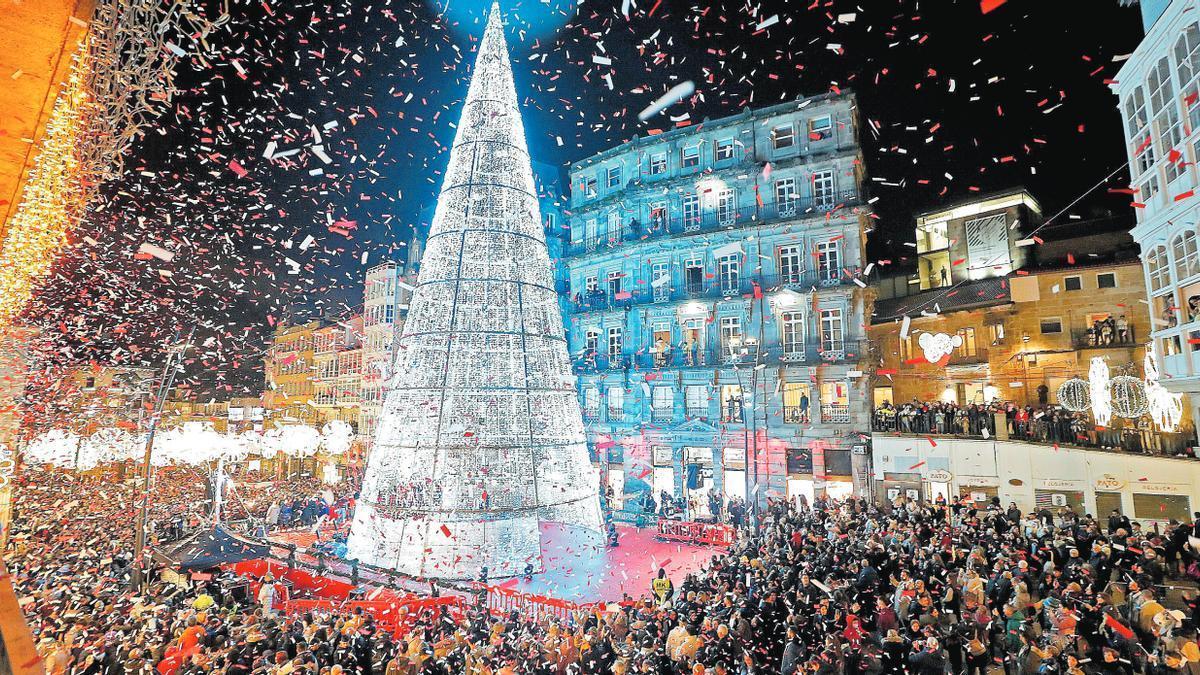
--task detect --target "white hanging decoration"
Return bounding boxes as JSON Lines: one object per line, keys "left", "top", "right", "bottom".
{"left": 1089, "top": 357, "right": 1113, "bottom": 427}
{"left": 320, "top": 420, "right": 354, "bottom": 455}
{"left": 1144, "top": 341, "right": 1184, "bottom": 431}
{"left": 24, "top": 429, "right": 81, "bottom": 467}
{"left": 1056, "top": 377, "right": 1091, "bottom": 412}
{"left": 1110, "top": 375, "right": 1149, "bottom": 419}
{"left": 918, "top": 332, "right": 962, "bottom": 366}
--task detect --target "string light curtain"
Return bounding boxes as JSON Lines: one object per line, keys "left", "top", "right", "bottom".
{"left": 0, "top": 0, "right": 223, "bottom": 326}
{"left": 347, "top": 3, "right": 602, "bottom": 579}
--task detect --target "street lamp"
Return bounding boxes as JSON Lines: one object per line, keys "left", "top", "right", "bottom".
{"left": 727, "top": 335, "right": 760, "bottom": 529}
{"left": 130, "top": 328, "right": 195, "bottom": 592}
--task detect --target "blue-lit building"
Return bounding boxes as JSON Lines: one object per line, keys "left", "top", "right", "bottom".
{"left": 559, "top": 92, "right": 875, "bottom": 517}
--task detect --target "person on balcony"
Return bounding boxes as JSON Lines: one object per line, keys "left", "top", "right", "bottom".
{"left": 1117, "top": 315, "right": 1130, "bottom": 343}
{"left": 798, "top": 391, "right": 810, "bottom": 424}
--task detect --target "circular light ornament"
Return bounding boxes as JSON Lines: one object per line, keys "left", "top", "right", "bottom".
{"left": 1057, "top": 377, "right": 1091, "bottom": 412}
{"left": 1110, "top": 375, "right": 1149, "bottom": 419}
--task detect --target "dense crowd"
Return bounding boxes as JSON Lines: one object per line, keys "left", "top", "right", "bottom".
{"left": 10, "top": 464, "right": 1200, "bottom": 674}
{"left": 873, "top": 400, "right": 1197, "bottom": 456}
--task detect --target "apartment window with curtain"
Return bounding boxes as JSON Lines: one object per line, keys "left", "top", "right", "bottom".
{"left": 585, "top": 329, "right": 599, "bottom": 354}
{"left": 1126, "top": 86, "right": 1155, "bottom": 178}
{"left": 606, "top": 165, "right": 622, "bottom": 188}
{"left": 779, "top": 244, "right": 803, "bottom": 284}
{"left": 809, "top": 115, "right": 832, "bottom": 140}
{"left": 681, "top": 144, "right": 700, "bottom": 168}
{"left": 649, "top": 152, "right": 667, "bottom": 175}
{"left": 685, "top": 258, "right": 705, "bottom": 293}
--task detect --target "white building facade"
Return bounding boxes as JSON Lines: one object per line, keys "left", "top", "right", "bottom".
{"left": 359, "top": 261, "right": 410, "bottom": 445}
{"left": 1112, "top": 0, "right": 1200, "bottom": 424}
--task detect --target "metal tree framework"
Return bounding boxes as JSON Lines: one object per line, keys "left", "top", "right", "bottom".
{"left": 347, "top": 4, "right": 602, "bottom": 579}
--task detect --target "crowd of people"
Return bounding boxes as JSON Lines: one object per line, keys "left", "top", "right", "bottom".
{"left": 10, "top": 462, "right": 1200, "bottom": 673}
{"left": 873, "top": 400, "right": 1198, "bottom": 457}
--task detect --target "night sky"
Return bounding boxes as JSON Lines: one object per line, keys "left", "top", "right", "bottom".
{"left": 21, "top": 0, "right": 1145, "bottom": 398}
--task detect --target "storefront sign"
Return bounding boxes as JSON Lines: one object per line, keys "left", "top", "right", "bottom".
{"left": 927, "top": 469, "right": 953, "bottom": 483}
{"left": 1133, "top": 482, "right": 1185, "bottom": 494}
{"left": 1038, "top": 479, "right": 1083, "bottom": 490}
{"left": 1094, "top": 474, "right": 1125, "bottom": 491}
{"left": 970, "top": 491, "right": 989, "bottom": 503}
{"left": 958, "top": 475, "right": 999, "bottom": 487}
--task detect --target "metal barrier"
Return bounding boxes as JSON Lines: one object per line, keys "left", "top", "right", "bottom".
{"left": 656, "top": 519, "right": 736, "bottom": 547}
{"left": 278, "top": 596, "right": 465, "bottom": 637}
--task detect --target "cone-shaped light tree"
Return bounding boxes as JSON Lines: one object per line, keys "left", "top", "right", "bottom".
{"left": 347, "top": 3, "right": 602, "bottom": 579}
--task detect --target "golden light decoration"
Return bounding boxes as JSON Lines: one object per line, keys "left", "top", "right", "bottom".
{"left": 0, "top": 38, "right": 94, "bottom": 326}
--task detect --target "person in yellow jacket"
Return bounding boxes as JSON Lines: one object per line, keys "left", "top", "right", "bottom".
{"left": 651, "top": 568, "right": 674, "bottom": 606}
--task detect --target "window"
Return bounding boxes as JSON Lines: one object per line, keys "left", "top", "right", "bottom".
{"left": 1148, "top": 56, "right": 1184, "bottom": 181}
{"left": 686, "top": 385, "right": 707, "bottom": 417}
{"left": 606, "top": 165, "right": 621, "bottom": 188}
{"left": 608, "top": 326, "right": 623, "bottom": 357}
{"left": 783, "top": 383, "right": 810, "bottom": 423}
{"left": 652, "top": 445, "right": 672, "bottom": 466}
{"left": 956, "top": 327, "right": 977, "bottom": 357}
{"left": 584, "top": 329, "right": 599, "bottom": 354}
{"left": 775, "top": 178, "right": 798, "bottom": 215}
{"left": 649, "top": 152, "right": 667, "bottom": 175}
{"left": 718, "top": 254, "right": 740, "bottom": 294}
{"left": 719, "top": 316, "right": 743, "bottom": 356}
{"left": 777, "top": 244, "right": 804, "bottom": 284}
{"left": 681, "top": 144, "right": 700, "bottom": 168}
{"left": 685, "top": 258, "right": 705, "bottom": 293}
{"left": 1039, "top": 318, "right": 1063, "bottom": 335}
{"left": 813, "top": 170, "right": 835, "bottom": 208}
{"left": 1097, "top": 273, "right": 1117, "bottom": 289}
{"left": 780, "top": 311, "right": 805, "bottom": 354}
{"left": 989, "top": 322, "right": 1006, "bottom": 343}
{"left": 1177, "top": 24, "right": 1200, "bottom": 129}
{"left": 583, "top": 175, "right": 598, "bottom": 198}
{"left": 1133, "top": 493, "right": 1190, "bottom": 521}
{"left": 1174, "top": 231, "right": 1200, "bottom": 281}
{"left": 651, "top": 261, "right": 670, "bottom": 301}
{"left": 820, "top": 381, "right": 850, "bottom": 423}
{"left": 583, "top": 387, "right": 600, "bottom": 417}
{"left": 819, "top": 309, "right": 844, "bottom": 352}
{"left": 1147, "top": 245, "right": 1171, "bottom": 292}
{"left": 716, "top": 188, "right": 736, "bottom": 225}
{"left": 648, "top": 201, "right": 668, "bottom": 230}
{"left": 585, "top": 274, "right": 598, "bottom": 293}
{"left": 721, "top": 384, "right": 744, "bottom": 422}
{"left": 1126, "top": 87, "right": 1155, "bottom": 178}
{"left": 1064, "top": 276, "right": 1082, "bottom": 292}
{"left": 608, "top": 270, "right": 623, "bottom": 296}
{"left": 607, "top": 386, "right": 624, "bottom": 418}
{"left": 808, "top": 115, "right": 832, "bottom": 140}
{"left": 771, "top": 124, "right": 795, "bottom": 150}
{"left": 652, "top": 387, "right": 674, "bottom": 421}
{"left": 682, "top": 193, "right": 701, "bottom": 230}
{"left": 816, "top": 240, "right": 840, "bottom": 283}
{"left": 606, "top": 211, "right": 622, "bottom": 243}
{"left": 714, "top": 138, "right": 735, "bottom": 161}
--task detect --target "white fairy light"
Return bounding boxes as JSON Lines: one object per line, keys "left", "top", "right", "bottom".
{"left": 347, "top": 4, "right": 602, "bottom": 580}
{"left": 1110, "top": 375, "right": 1149, "bottom": 419}
{"left": 320, "top": 421, "right": 354, "bottom": 455}
{"left": 1089, "top": 357, "right": 1113, "bottom": 427}
{"left": 1145, "top": 341, "right": 1184, "bottom": 431}
{"left": 1056, "top": 377, "right": 1091, "bottom": 412}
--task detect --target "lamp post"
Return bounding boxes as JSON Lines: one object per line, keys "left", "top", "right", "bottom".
{"left": 727, "top": 336, "right": 760, "bottom": 530}
{"left": 130, "top": 328, "right": 194, "bottom": 592}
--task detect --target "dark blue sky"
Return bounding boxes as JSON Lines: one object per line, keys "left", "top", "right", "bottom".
{"left": 23, "top": 0, "right": 1145, "bottom": 398}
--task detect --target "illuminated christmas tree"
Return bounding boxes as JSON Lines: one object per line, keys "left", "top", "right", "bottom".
{"left": 347, "top": 3, "right": 602, "bottom": 579}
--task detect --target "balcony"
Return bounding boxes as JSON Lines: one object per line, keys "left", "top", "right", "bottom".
{"left": 821, "top": 403, "right": 851, "bottom": 424}
{"left": 1071, "top": 327, "right": 1139, "bottom": 350}
{"left": 574, "top": 354, "right": 633, "bottom": 373}
{"left": 565, "top": 190, "right": 862, "bottom": 257}
{"left": 947, "top": 348, "right": 989, "bottom": 367}
{"left": 651, "top": 408, "right": 674, "bottom": 423}
{"left": 570, "top": 271, "right": 856, "bottom": 314}
{"left": 583, "top": 409, "right": 600, "bottom": 422}
{"left": 783, "top": 405, "right": 811, "bottom": 424}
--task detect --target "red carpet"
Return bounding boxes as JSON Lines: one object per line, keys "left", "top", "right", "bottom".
{"left": 268, "top": 522, "right": 722, "bottom": 605}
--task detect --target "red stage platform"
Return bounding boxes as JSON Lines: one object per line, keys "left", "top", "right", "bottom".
{"left": 268, "top": 522, "right": 723, "bottom": 605}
